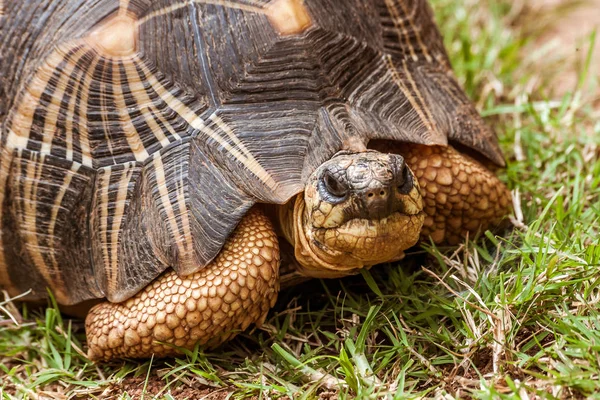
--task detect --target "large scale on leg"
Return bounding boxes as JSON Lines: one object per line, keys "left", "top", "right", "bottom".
{"left": 86, "top": 208, "right": 280, "bottom": 360}
{"left": 0, "top": 0, "right": 511, "bottom": 360}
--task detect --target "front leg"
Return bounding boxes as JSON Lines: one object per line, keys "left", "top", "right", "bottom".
{"left": 85, "top": 207, "right": 280, "bottom": 361}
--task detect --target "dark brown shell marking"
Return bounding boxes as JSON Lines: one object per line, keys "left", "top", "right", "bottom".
{"left": 0, "top": 0, "right": 503, "bottom": 304}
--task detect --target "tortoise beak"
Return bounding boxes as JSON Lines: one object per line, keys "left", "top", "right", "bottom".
{"left": 288, "top": 151, "right": 424, "bottom": 277}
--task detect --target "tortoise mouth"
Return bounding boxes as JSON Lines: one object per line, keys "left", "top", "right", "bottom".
{"left": 288, "top": 150, "right": 426, "bottom": 278}
{"left": 290, "top": 195, "right": 425, "bottom": 279}
{"left": 310, "top": 210, "right": 426, "bottom": 265}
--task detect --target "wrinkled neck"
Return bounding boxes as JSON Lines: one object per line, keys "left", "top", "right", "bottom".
{"left": 276, "top": 196, "right": 297, "bottom": 247}
{"left": 278, "top": 195, "right": 363, "bottom": 278}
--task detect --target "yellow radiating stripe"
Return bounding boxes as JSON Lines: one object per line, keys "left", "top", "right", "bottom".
{"left": 21, "top": 152, "right": 68, "bottom": 303}
{"left": 66, "top": 55, "right": 100, "bottom": 162}
{"left": 124, "top": 59, "right": 171, "bottom": 146}
{"left": 198, "top": 121, "right": 279, "bottom": 190}
{"left": 99, "top": 59, "right": 118, "bottom": 163}
{"left": 132, "top": 59, "right": 181, "bottom": 140}
{"left": 383, "top": 0, "right": 418, "bottom": 61}
{"left": 9, "top": 43, "right": 97, "bottom": 166}
{"left": 76, "top": 48, "right": 96, "bottom": 167}
{"left": 400, "top": 59, "right": 438, "bottom": 134}
{"left": 209, "top": 113, "right": 254, "bottom": 159}
{"left": 208, "top": 113, "right": 279, "bottom": 189}
{"left": 41, "top": 47, "right": 88, "bottom": 156}
{"left": 136, "top": 59, "right": 278, "bottom": 191}
{"left": 66, "top": 56, "right": 87, "bottom": 161}
{"left": 174, "top": 168, "right": 195, "bottom": 272}
{"left": 97, "top": 166, "right": 111, "bottom": 292}
{"left": 395, "top": 0, "right": 433, "bottom": 62}
{"left": 108, "top": 164, "right": 136, "bottom": 294}
{"left": 384, "top": 55, "right": 435, "bottom": 133}
{"left": 138, "top": 0, "right": 268, "bottom": 25}
{"left": 152, "top": 153, "right": 194, "bottom": 262}
{"left": 9, "top": 48, "right": 73, "bottom": 148}
{"left": 46, "top": 162, "right": 82, "bottom": 300}
{"left": 135, "top": 61, "right": 202, "bottom": 122}
{"left": 112, "top": 59, "right": 150, "bottom": 161}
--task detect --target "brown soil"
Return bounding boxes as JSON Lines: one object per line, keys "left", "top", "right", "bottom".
{"left": 111, "top": 376, "right": 233, "bottom": 399}
{"left": 530, "top": 0, "right": 600, "bottom": 95}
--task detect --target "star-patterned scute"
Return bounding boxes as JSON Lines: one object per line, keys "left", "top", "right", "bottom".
{"left": 0, "top": 0, "right": 503, "bottom": 304}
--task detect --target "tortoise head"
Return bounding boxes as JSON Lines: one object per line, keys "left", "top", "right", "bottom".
{"left": 285, "top": 151, "right": 425, "bottom": 278}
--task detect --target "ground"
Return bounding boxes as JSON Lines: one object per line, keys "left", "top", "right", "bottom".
{"left": 529, "top": 0, "right": 600, "bottom": 95}
{"left": 1, "top": 0, "right": 600, "bottom": 398}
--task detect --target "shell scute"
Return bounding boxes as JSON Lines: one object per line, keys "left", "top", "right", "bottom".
{"left": 0, "top": 0, "right": 502, "bottom": 303}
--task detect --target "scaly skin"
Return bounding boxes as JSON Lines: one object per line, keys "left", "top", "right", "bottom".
{"left": 85, "top": 145, "right": 511, "bottom": 361}
{"left": 290, "top": 188, "right": 424, "bottom": 278}
{"left": 392, "top": 144, "right": 512, "bottom": 244}
{"left": 85, "top": 208, "right": 280, "bottom": 361}
{"left": 285, "top": 151, "right": 426, "bottom": 278}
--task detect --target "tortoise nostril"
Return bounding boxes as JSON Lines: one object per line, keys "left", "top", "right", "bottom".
{"left": 366, "top": 190, "right": 388, "bottom": 201}
{"left": 322, "top": 170, "right": 348, "bottom": 198}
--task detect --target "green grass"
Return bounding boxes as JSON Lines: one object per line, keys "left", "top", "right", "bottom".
{"left": 2, "top": 1, "right": 600, "bottom": 398}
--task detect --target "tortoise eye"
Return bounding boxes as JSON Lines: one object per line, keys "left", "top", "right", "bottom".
{"left": 397, "top": 165, "right": 414, "bottom": 195}
{"left": 321, "top": 170, "right": 349, "bottom": 199}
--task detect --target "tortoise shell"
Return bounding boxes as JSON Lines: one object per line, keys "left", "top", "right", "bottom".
{"left": 0, "top": 0, "right": 503, "bottom": 305}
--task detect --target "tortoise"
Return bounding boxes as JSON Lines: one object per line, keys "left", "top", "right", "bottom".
{"left": 0, "top": 0, "right": 511, "bottom": 361}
